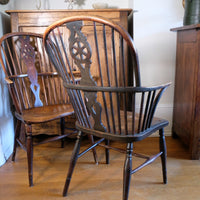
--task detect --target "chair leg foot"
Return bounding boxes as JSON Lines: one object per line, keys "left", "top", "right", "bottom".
{"left": 123, "top": 143, "right": 133, "bottom": 200}
{"left": 63, "top": 131, "right": 83, "bottom": 196}
{"left": 26, "top": 125, "right": 33, "bottom": 187}
{"left": 29, "top": 176, "right": 33, "bottom": 187}
{"left": 159, "top": 128, "right": 167, "bottom": 184}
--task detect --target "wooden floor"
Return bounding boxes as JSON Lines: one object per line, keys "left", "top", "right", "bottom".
{"left": 0, "top": 136, "right": 200, "bottom": 200}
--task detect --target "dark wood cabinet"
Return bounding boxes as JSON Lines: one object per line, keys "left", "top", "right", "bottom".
{"left": 171, "top": 24, "right": 200, "bottom": 159}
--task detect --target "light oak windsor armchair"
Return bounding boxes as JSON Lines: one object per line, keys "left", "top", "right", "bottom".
{"left": 0, "top": 32, "right": 78, "bottom": 186}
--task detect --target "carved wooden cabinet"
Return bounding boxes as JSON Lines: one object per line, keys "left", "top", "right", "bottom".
{"left": 171, "top": 25, "right": 200, "bottom": 160}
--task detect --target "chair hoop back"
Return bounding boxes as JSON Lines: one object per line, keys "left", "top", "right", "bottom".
{"left": 0, "top": 32, "right": 70, "bottom": 113}
{"left": 44, "top": 15, "right": 170, "bottom": 138}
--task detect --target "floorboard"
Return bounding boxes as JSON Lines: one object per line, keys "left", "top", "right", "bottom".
{"left": 0, "top": 136, "right": 199, "bottom": 200}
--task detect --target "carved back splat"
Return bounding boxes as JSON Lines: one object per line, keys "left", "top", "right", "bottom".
{"left": 67, "top": 21, "right": 106, "bottom": 132}
{"left": 19, "top": 36, "right": 43, "bottom": 107}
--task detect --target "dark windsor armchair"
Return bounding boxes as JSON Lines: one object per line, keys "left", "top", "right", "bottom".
{"left": 43, "top": 16, "right": 170, "bottom": 200}
{"left": 0, "top": 32, "right": 78, "bottom": 186}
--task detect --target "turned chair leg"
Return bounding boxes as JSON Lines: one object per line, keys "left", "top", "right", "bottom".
{"left": 159, "top": 128, "right": 167, "bottom": 184}
{"left": 63, "top": 131, "right": 83, "bottom": 196}
{"left": 12, "top": 120, "right": 21, "bottom": 161}
{"left": 123, "top": 143, "right": 133, "bottom": 200}
{"left": 26, "top": 124, "right": 34, "bottom": 187}
{"left": 60, "top": 117, "right": 65, "bottom": 148}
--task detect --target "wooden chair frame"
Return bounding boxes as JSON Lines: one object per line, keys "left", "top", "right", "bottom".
{"left": 0, "top": 32, "right": 78, "bottom": 186}
{"left": 44, "top": 15, "right": 170, "bottom": 200}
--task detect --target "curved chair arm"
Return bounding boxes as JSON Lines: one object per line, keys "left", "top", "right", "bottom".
{"left": 5, "top": 77, "right": 13, "bottom": 84}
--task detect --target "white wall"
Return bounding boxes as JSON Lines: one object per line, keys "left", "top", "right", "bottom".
{"left": 10, "top": 0, "right": 129, "bottom": 10}
{"left": 0, "top": 1, "right": 15, "bottom": 12}
{"left": 134, "top": 0, "right": 184, "bottom": 135}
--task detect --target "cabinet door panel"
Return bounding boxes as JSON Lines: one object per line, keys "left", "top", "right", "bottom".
{"left": 174, "top": 41, "right": 197, "bottom": 133}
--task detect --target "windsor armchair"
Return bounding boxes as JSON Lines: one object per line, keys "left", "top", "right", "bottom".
{"left": 44, "top": 16, "right": 170, "bottom": 200}
{"left": 0, "top": 32, "right": 78, "bottom": 186}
